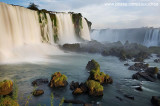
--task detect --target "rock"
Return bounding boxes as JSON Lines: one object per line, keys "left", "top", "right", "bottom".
{"left": 86, "top": 80, "right": 103, "bottom": 96}
{"left": 49, "top": 72, "right": 68, "bottom": 88}
{"left": 86, "top": 59, "right": 100, "bottom": 71}
{"left": 124, "top": 63, "right": 129, "bottom": 66}
{"left": 116, "top": 96, "right": 123, "bottom": 101}
{"left": 32, "top": 89, "right": 44, "bottom": 96}
{"left": 83, "top": 104, "right": 93, "bottom": 106}
{"left": 135, "top": 86, "right": 143, "bottom": 91}
{"left": 124, "top": 94, "right": 134, "bottom": 100}
{"left": 73, "top": 88, "right": 83, "bottom": 95}
{"left": 0, "top": 80, "right": 13, "bottom": 95}
{"left": 70, "top": 81, "right": 79, "bottom": 90}
{"left": 62, "top": 43, "right": 80, "bottom": 52}
{"left": 154, "top": 59, "right": 160, "bottom": 63}
{"left": 134, "top": 57, "right": 144, "bottom": 62}
{"left": 79, "top": 83, "right": 87, "bottom": 93}
{"left": 32, "top": 78, "right": 48, "bottom": 86}
{"left": 132, "top": 72, "right": 156, "bottom": 82}
{"left": 87, "top": 59, "right": 113, "bottom": 84}
{"left": 157, "top": 73, "right": 160, "bottom": 79}
{"left": 128, "top": 63, "right": 149, "bottom": 71}
{"left": 64, "top": 99, "right": 85, "bottom": 104}
{"left": 151, "top": 96, "right": 160, "bottom": 106}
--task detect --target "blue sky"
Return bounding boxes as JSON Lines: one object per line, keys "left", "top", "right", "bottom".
{"left": 0, "top": 0, "right": 160, "bottom": 29}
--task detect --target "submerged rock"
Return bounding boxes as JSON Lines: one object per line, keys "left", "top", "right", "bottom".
{"left": 128, "top": 63, "right": 149, "bottom": 71}
{"left": 151, "top": 96, "right": 160, "bottom": 106}
{"left": 124, "top": 63, "right": 129, "bottom": 66}
{"left": 86, "top": 80, "right": 103, "bottom": 96}
{"left": 154, "top": 59, "right": 160, "bottom": 63}
{"left": 124, "top": 94, "right": 134, "bottom": 100}
{"left": 32, "top": 89, "right": 44, "bottom": 96}
{"left": 0, "top": 80, "right": 13, "bottom": 95}
{"left": 157, "top": 73, "right": 160, "bottom": 79}
{"left": 64, "top": 99, "right": 85, "bottom": 104}
{"left": 49, "top": 72, "right": 68, "bottom": 88}
{"left": 62, "top": 43, "right": 80, "bottom": 52}
{"left": 32, "top": 78, "right": 48, "bottom": 86}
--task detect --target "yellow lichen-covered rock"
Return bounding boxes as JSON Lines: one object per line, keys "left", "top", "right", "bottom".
{"left": 49, "top": 72, "right": 68, "bottom": 88}
{"left": 0, "top": 80, "right": 13, "bottom": 95}
{"left": 86, "top": 80, "right": 103, "bottom": 96}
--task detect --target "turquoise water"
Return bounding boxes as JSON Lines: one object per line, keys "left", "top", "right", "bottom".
{"left": 0, "top": 53, "right": 160, "bottom": 106}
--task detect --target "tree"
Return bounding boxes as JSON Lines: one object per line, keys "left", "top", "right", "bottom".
{"left": 27, "top": 3, "right": 39, "bottom": 11}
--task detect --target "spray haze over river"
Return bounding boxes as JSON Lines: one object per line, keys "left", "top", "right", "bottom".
{"left": 0, "top": 2, "right": 160, "bottom": 106}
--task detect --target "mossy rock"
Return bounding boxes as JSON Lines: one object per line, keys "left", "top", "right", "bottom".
{"left": 89, "top": 69, "right": 113, "bottom": 84}
{"left": 86, "top": 59, "right": 100, "bottom": 71}
{"left": 0, "top": 80, "right": 13, "bottom": 95}
{"left": 86, "top": 80, "right": 103, "bottom": 96}
{"left": 49, "top": 72, "right": 68, "bottom": 88}
{"left": 0, "top": 96, "right": 19, "bottom": 106}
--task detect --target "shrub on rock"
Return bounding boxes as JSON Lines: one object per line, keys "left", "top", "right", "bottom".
{"left": 73, "top": 88, "right": 83, "bottom": 95}
{"left": 32, "top": 89, "right": 44, "bottom": 96}
{"left": 49, "top": 72, "right": 68, "bottom": 88}
{"left": 0, "top": 80, "right": 13, "bottom": 95}
{"left": 86, "top": 80, "right": 103, "bottom": 96}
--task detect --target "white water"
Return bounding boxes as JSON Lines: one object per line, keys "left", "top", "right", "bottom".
{"left": 80, "top": 17, "right": 91, "bottom": 41}
{"left": 91, "top": 28, "right": 160, "bottom": 47}
{"left": 0, "top": 2, "right": 91, "bottom": 63}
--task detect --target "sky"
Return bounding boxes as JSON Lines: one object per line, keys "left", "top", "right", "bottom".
{"left": 0, "top": 0, "right": 160, "bottom": 29}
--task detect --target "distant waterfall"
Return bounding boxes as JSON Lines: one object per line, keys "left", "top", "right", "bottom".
{"left": 0, "top": 2, "right": 91, "bottom": 62}
{"left": 143, "top": 28, "right": 160, "bottom": 47}
{"left": 91, "top": 28, "right": 160, "bottom": 47}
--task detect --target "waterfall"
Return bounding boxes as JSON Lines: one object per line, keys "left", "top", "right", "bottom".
{"left": 56, "top": 13, "right": 78, "bottom": 45}
{"left": 0, "top": 2, "right": 91, "bottom": 63}
{"left": 91, "top": 28, "right": 160, "bottom": 47}
{"left": 80, "top": 17, "right": 91, "bottom": 41}
{"left": 143, "top": 28, "right": 160, "bottom": 47}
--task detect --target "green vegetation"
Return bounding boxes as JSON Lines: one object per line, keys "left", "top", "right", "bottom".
{"left": 27, "top": 3, "right": 39, "bottom": 11}
{"left": 72, "top": 13, "right": 83, "bottom": 37}
{"left": 0, "top": 96, "right": 19, "bottom": 106}
{"left": 86, "top": 80, "right": 103, "bottom": 96}
{"left": 50, "top": 93, "right": 54, "bottom": 106}
{"left": 59, "top": 97, "right": 64, "bottom": 106}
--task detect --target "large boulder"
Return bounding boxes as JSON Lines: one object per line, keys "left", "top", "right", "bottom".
{"left": 32, "top": 89, "right": 44, "bottom": 96}
{"left": 132, "top": 72, "right": 156, "bottom": 82}
{"left": 70, "top": 81, "right": 79, "bottom": 90}
{"left": 32, "top": 78, "right": 48, "bottom": 86}
{"left": 86, "top": 80, "right": 103, "bottom": 96}
{"left": 62, "top": 43, "right": 80, "bottom": 52}
{"left": 145, "top": 67, "right": 159, "bottom": 75}
{"left": 0, "top": 80, "right": 13, "bottom": 95}
{"left": 86, "top": 59, "right": 100, "bottom": 71}
{"left": 49, "top": 72, "right": 68, "bottom": 88}
{"left": 151, "top": 96, "right": 160, "bottom": 106}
